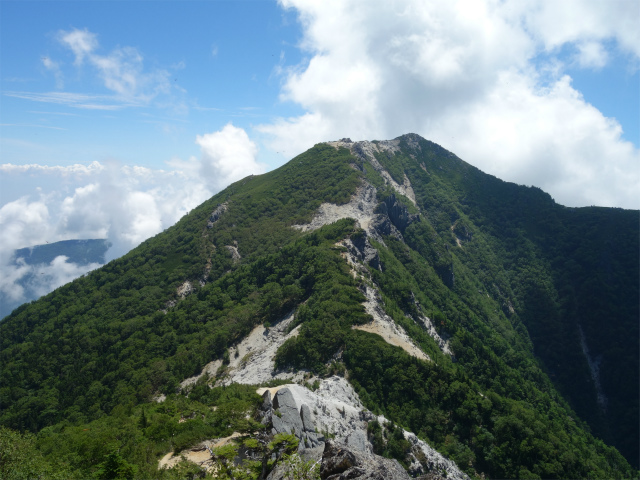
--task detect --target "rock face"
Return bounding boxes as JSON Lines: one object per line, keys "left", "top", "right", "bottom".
{"left": 347, "top": 233, "right": 381, "bottom": 271}
{"left": 267, "top": 388, "right": 324, "bottom": 450}
{"left": 207, "top": 202, "right": 228, "bottom": 228}
{"left": 379, "top": 193, "right": 420, "bottom": 233}
{"left": 257, "top": 378, "right": 468, "bottom": 480}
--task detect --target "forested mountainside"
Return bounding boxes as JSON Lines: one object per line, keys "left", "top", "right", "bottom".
{"left": 0, "top": 134, "right": 637, "bottom": 479}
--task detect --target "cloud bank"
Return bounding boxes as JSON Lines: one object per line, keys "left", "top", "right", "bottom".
{"left": 259, "top": 0, "right": 639, "bottom": 209}
{"left": 0, "top": 124, "right": 263, "bottom": 317}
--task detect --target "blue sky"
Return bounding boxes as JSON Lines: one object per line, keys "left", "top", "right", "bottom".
{"left": 1, "top": 0, "right": 639, "bottom": 310}
{"left": 1, "top": 1, "right": 638, "bottom": 190}
{"left": 1, "top": 1, "right": 305, "bottom": 170}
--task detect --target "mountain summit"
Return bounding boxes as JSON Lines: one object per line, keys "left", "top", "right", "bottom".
{"left": 1, "top": 134, "right": 637, "bottom": 479}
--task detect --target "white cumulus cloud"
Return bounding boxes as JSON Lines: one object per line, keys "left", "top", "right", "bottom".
{"left": 59, "top": 28, "right": 98, "bottom": 65}
{"left": 259, "top": 0, "right": 640, "bottom": 209}
{"left": 0, "top": 124, "right": 262, "bottom": 314}
{"left": 196, "top": 123, "right": 265, "bottom": 190}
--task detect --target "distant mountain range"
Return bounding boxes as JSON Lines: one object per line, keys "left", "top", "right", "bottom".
{"left": 0, "top": 135, "right": 637, "bottom": 479}
{"left": 0, "top": 239, "right": 110, "bottom": 320}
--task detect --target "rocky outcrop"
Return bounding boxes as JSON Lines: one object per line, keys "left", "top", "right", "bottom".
{"left": 370, "top": 214, "right": 403, "bottom": 242}
{"left": 331, "top": 138, "right": 417, "bottom": 207}
{"left": 260, "top": 388, "right": 410, "bottom": 480}
{"left": 320, "top": 440, "right": 411, "bottom": 480}
{"left": 347, "top": 233, "right": 381, "bottom": 271}
{"left": 378, "top": 193, "right": 420, "bottom": 233}
{"left": 225, "top": 244, "right": 241, "bottom": 262}
{"left": 207, "top": 203, "right": 228, "bottom": 228}
{"left": 176, "top": 280, "right": 194, "bottom": 298}
{"left": 399, "top": 133, "right": 424, "bottom": 154}
{"left": 268, "top": 388, "right": 324, "bottom": 449}
{"left": 254, "top": 378, "right": 468, "bottom": 480}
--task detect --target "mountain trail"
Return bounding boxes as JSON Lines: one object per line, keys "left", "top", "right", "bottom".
{"left": 220, "top": 311, "right": 306, "bottom": 386}
{"left": 158, "top": 432, "right": 242, "bottom": 472}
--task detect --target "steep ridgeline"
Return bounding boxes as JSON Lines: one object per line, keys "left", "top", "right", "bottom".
{"left": 0, "top": 135, "right": 637, "bottom": 479}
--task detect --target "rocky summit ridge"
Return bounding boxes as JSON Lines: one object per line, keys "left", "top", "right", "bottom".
{"left": 258, "top": 381, "right": 467, "bottom": 480}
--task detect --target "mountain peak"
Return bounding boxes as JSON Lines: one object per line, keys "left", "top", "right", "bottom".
{"left": 0, "top": 135, "right": 637, "bottom": 477}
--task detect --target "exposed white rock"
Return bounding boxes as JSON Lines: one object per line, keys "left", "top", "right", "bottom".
{"left": 180, "top": 359, "right": 222, "bottom": 390}
{"left": 404, "top": 430, "right": 467, "bottom": 479}
{"left": 414, "top": 313, "right": 452, "bottom": 356}
{"left": 355, "top": 284, "right": 430, "bottom": 362}
{"left": 281, "top": 378, "right": 367, "bottom": 445}
{"left": 292, "top": 184, "right": 380, "bottom": 238}
{"left": 255, "top": 377, "right": 468, "bottom": 480}
{"left": 329, "top": 139, "right": 417, "bottom": 207}
{"left": 339, "top": 238, "right": 430, "bottom": 361}
{"left": 343, "top": 229, "right": 452, "bottom": 359}
{"left": 220, "top": 311, "right": 305, "bottom": 386}
{"left": 295, "top": 138, "right": 423, "bottom": 238}
{"left": 225, "top": 245, "right": 241, "bottom": 263}
{"left": 398, "top": 173, "right": 418, "bottom": 206}
{"left": 177, "top": 281, "right": 193, "bottom": 298}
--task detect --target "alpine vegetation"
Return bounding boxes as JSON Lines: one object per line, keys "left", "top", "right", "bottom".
{"left": 1, "top": 134, "right": 637, "bottom": 479}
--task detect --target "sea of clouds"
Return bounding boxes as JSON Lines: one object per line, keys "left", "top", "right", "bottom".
{"left": 0, "top": 125, "right": 264, "bottom": 314}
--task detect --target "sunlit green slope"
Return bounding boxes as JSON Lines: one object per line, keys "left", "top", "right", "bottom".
{"left": 0, "top": 135, "right": 637, "bottom": 479}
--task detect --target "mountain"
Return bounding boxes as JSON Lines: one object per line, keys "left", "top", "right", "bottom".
{"left": 12, "top": 239, "right": 110, "bottom": 266}
{"left": 0, "top": 134, "right": 637, "bottom": 479}
{"left": 0, "top": 239, "right": 110, "bottom": 320}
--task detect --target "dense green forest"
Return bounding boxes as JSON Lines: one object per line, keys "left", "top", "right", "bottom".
{"left": 0, "top": 136, "right": 637, "bottom": 478}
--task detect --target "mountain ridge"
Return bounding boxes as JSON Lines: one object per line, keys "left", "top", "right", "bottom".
{"left": 1, "top": 134, "right": 637, "bottom": 479}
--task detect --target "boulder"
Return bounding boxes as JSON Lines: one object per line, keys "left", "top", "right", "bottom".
{"left": 273, "top": 388, "right": 304, "bottom": 437}
{"left": 301, "top": 404, "right": 315, "bottom": 432}
{"left": 320, "top": 441, "right": 411, "bottom": 480}
{"left": 258, "top": 390, "right": 273, "bottom": 424}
